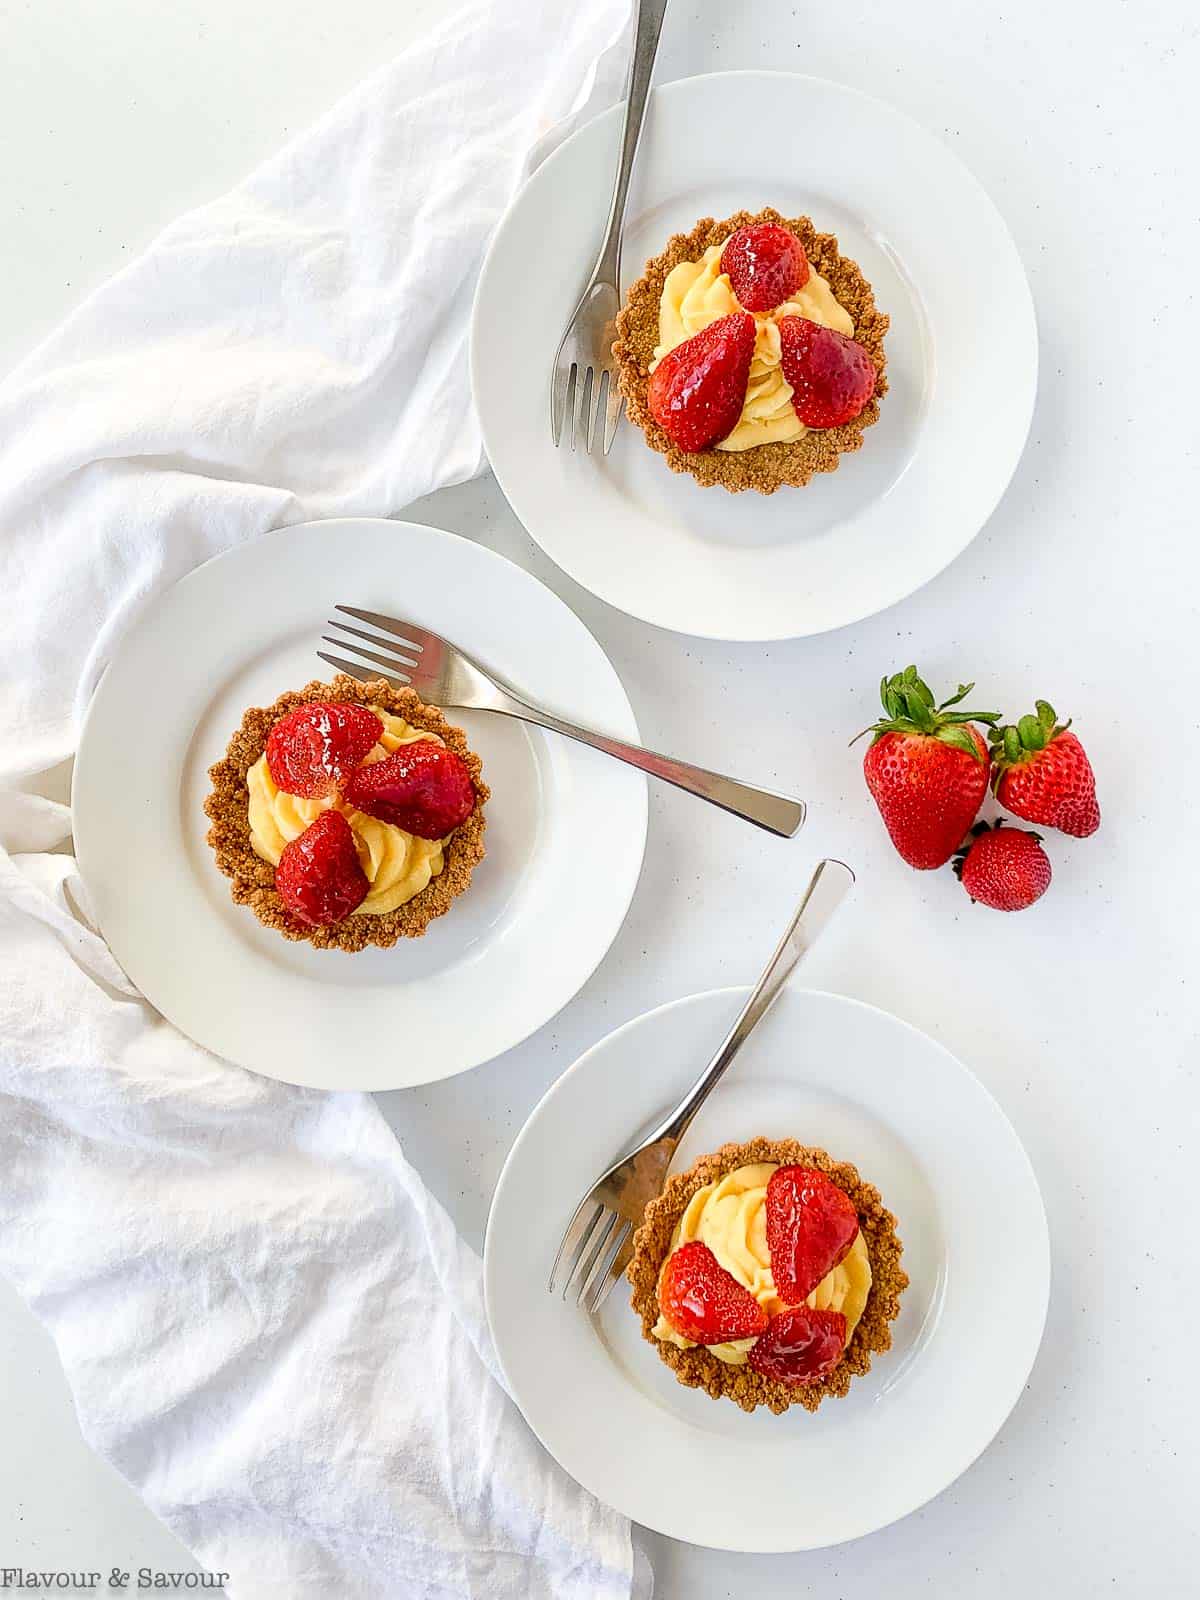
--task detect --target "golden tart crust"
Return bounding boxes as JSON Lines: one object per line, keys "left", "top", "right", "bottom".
{"left": 613, "top": 208, "right": 889, "bottom": 494}
{"left": 627, "top": 1136, "right": 908, "bottom": 1414}
{"left": 204, "top": 675, "right": 488, "bottom": 951}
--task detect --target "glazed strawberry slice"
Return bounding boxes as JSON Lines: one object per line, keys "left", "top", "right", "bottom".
{"left": 647, "top": 312, "right": 756, "bottom": 453}
{"left": 275, "top": 810, "right": 369, "bottom": 927}
{"left": 778, "top": 316, "right": 876, "bottom": 428}
{"left": 765, "top": 1165, "right": 860, "bottom": 1304}
{"left": 266, "top": 702, "right": 383, "bottom": 798}
{"left": 658, "top": 1240, "right": 769, "bottom": 1345}
{"left": 748, "top": 1306, "right": 846, "bottom": 1385}
{"left": 341, "top": 740, "right": 475, "bottom": 840}
{"left": 719, "top": 222, "right": 810, "bottom": 312}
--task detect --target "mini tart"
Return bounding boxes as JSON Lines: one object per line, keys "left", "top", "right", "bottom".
{"left": 204, "top": 675, "right": 488, "bottom": 951}
{"left": 627, "top": 1137, "right": 907, "bottom": 1414}
{"left": 613, "top": 208, "right": 889, "bottom": 494}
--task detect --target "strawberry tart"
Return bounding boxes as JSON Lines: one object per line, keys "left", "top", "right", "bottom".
{"left": 627, "top": 1137, "right": 907, "bottom": 1413}
{"left": 613, "top": 209, "right": 889, "bottom": 494}
{"left": 204, "top": 675, "right": 488, "bottom": 950}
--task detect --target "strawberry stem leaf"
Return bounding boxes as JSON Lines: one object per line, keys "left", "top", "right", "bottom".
{"left": 936, "top": 724, "right": 987, "bottom": 761}
{"left": 988, "top": 699, "right": 1072, "bottom": 773}
{"left": 859, "top": 666, "right": 997, "bottom": 754}
{"left": 938, "top": 681, "right": 975, "bottom": 709}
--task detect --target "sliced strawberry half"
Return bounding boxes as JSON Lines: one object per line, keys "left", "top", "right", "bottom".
{"left": 765, "top": 1165, "right": 860, "bottom": 1304}
{"left": 748, "top": 1306, "right": 847, "bottom": 1385}
{"left": 275, "top": 810, "right": 369, "bottom": 927}
{"left": 658, "top": 1240, "right": 769, "bottom": 1345}
{"left": 266, "top": 702, "right": 383, "bottom": 798}
{"left": 778, "top": 316, "right": 876, "bottom": 428}
{"left": 341, "top": 740, "right": 475, "bottom": 840}
{"left": 719, "top": 222, "right": 810, "bottom": 312}
{"left": 647, "top": 312, "right": 756, "bottom": 453}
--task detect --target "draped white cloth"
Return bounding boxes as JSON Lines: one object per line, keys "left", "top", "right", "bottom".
{"left": 0, "top": 3, "right": 653, "bottom": 1595}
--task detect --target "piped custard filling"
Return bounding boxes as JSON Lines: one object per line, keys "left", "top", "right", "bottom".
{"left": 653, "top": 1162, "right": 872, "bottom": 1364}
{"left": 247, "top": 709, "right": 448, "bottom": 916}
{"left": 651, "top": 244, "right": 854, "bottom": 451}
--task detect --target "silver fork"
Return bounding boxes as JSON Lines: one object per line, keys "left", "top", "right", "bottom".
{"left": 550, "top": 0, "right": 669, "bottom": 453}
{"left": 549, "top": 859, "right": 855, "bottom": 1313}
{"left": 319, "top": 607, "right": 805, "bottom": 837}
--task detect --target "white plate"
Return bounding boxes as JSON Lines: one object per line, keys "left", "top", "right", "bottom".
{"left": 485, "top": 986, "right": 1049, "bottom": 1550}
{"left": 472, "top": 72, "right": 1037, "bottom": 641}
{"left": 73, "top": 519, "right": 647, "bottom": 1091}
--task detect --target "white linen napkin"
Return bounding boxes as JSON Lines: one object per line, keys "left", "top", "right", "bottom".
{"left": 0, "top": 3, "right": 654, "bottom": 1596}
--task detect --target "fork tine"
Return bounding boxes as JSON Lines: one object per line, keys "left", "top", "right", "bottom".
{"left": 563, "top": 364, "right": 579, "bottom": 453}
{"left": 583, "top": 1220, "right": 631, "bottom": 1314}
{"left": 316, "top": 649, "right": 410, "bottom": 689}
{"left": 334, "top": 606, "right": 425, "bottom": 653}
{"left": 573, "top": 367, "right": 594, "bottom": 454}
{"left": 572, "top": 1209, "right": 617, "bottom": 1305}
{"left": 320, "top": 635, "right": 417, "bottom": 680}
{"left": 585, "top": 369, "right": 607, "bottom": 454}
{"left": 551, "top": 358, "right": 573, "bottom": 448}
{"left": 603, "top": 374, "right": 623, "bottom": 455}
{"left": 548, "top": 1200, "right": 604, "bottom": 1295}
{"left": 325, "top": 619, "right": 420, "bottom": 671}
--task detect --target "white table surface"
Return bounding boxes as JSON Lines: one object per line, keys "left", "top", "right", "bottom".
{"left": 2, "top": 0, "right": 1195, "bottom": 1594}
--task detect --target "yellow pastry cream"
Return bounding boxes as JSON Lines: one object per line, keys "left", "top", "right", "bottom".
{"left": 653, "top": 1163, "right": 872, "bottom": 1365}
{"left": 247, "top": 709, "right": 448, "bottom": 916}
{"left": 651, "top": 244, "right": 854, "bottom": 451}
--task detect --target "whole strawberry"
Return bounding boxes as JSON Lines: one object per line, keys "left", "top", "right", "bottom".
{"left": 647, "top": 312, "right": 756, "bottom": 453}
{"left": 988, "top": 701, "right": 1100, "bottom": 837}
{"left": 954, "top": 820, "right": 1052, "bottom": 912}
{"left": 855, "top": 667, "right": 1000, "bottom": 870}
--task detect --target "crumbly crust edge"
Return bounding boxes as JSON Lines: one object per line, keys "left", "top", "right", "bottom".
{"left": 627, "top": 1136, "right": 908, "bottom": 1414}
{"left": 203, "top": 675, "right": 489, "bottom": 951}
{"left": 612, "top": 208, "right": 890, "bottom": 494}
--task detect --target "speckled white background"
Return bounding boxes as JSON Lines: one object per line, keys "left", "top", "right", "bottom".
{"left": 1, "top": 0, "right": 1195, "bottom": 1594}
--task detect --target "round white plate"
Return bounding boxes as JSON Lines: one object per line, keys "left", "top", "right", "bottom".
{"left": 485, "top": 986, "right": 1049, "bottom": 1551}
{"left": 73, "top": 519, "right": 647, "bottom": 1091}
{"left": 473, "top": 72, "right": 1037, "bottom": 641}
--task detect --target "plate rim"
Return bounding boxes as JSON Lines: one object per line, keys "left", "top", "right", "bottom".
{"left": 72, "top": 515, "right": 649, "bottom": 1091}
{"left": 471, "top": 68, "right": 1039, "bottom": 643}
{"left": 484, "top": 982, "right": 1051, "bottom": 1551}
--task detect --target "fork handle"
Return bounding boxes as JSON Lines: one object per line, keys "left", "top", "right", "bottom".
{"left": 489, "top": 695, "right": 804, "bottom": 837}
{"left": 591, "top": 0, "right": 670, "bottom": 285}
{"left": 658, "top": 860, "right": 856, "bottom": 1144}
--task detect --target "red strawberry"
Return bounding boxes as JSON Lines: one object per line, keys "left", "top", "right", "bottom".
{"left": 765, "top": 1166, "right": 860, "bottom": 1304}
{"left": 854, "top": 666, "right": 1000, "bottom": 870}
{"left": 658, "top": 1241, "right": 769, "bottom": 1345}
{"left": 341, "top": 740, "right": 475, "bottom": 839}
{"left": 719, "top": 222, "right": 810, "bottom": 313}
{"left": 778, "top": 316, "right": 876, "bottom": 428}
{"left": 275, "top": 810, "right": 368, "bottom": 927}
{"left": 988, "top": 702, "right": 1100, "bottom": 838}
{"left": 266, "top": 701, "right": 382, "bottom": 798}
{"left": 747, "top": 1306, "right": 847, "bottom": 1385}
{"left": 954, "top": 820, "right": 1052, "bottom": 912}
{"left": 647, "top": 312, "right": 756, "bottom": 453}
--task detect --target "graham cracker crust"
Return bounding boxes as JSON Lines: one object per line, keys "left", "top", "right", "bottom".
{"left": 627, "top": 1137, "right": 907, "bottom": 1414}
{"left": 203, "top": 675, "right": 488, "bottom": 951}
{"left": 612, "top": 208, "right": 889, "bottom": 493}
